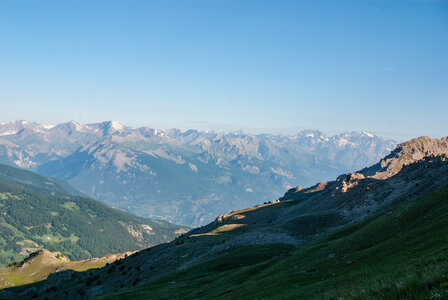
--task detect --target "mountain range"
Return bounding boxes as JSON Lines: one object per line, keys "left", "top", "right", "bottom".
{"left": 1, "top": 135, "right": 447, "bottom": 299}
{"left": 0, "top": 120, "right": 396, "bottom": 226}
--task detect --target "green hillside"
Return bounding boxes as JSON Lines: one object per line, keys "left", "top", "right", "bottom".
{"left": 102, "top": 188, "right": 448, "bottom": 299}
{"left": 0, "top": 249, "right": 132, "bottom": 290}
{"left": 4, "top": 185, "right": 446, "bottom": 299}
{"left": 0, "top": 164, "right": 188, "bottom": 267}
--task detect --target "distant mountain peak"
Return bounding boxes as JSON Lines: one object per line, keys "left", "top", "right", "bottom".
{"left": 297, "top": 129, "right": 326, "bottom": 137}
{"left": 109, "top": 120, "right": 123, "bottom": 131}
{"left": 361, "top": 131, "right": 375, "bottom": 138}
{"left": 99, "top": 120, "right": 125, "bottom": 135}
{"left": 0, "top": 120, "right": 54, "bottom": 136}
{"left": 65, "top": 120, "right": 82, "bottom": 129}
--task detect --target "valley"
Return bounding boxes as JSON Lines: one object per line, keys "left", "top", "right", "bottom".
{"left": 0, "top": 164, "right": 188, "bottom": 268}
{"left": 1, "top": 136, "right": 447, "bottom": 299}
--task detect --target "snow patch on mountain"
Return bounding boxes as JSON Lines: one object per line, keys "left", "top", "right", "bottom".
{"left": 188, "top": 162, "right": 198, "bottom": 172}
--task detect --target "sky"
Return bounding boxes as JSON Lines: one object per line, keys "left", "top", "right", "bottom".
{"left": 0, "top": 0, "right": 447, "bottom": 141}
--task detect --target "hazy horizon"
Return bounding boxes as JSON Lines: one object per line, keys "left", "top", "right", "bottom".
{"left": 3, "top": 118, "right": 447, "bottom": 142}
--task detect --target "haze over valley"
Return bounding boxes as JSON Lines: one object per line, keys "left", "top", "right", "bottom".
{"left": 0, "top": 120, "right": 395, "bottom": 226}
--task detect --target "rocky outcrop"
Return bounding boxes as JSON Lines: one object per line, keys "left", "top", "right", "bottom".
{"left": 361, "top": 136, "right": 448, "bottom": 179}
{"left": 338, "top": 172, "right": 365, "bottom": 193}
{"left": 281, "top": 186, "right": 304, "bottom": 200}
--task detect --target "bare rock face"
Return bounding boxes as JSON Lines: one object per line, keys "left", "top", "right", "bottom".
{"left": 281, "top": 186, "right": 304, "bottom": 200}
{"left": 344, "top": 172, "right": 365, "bottom": 181}
{"left": 336, "top": 172, "right": 365, "bottom": 182}
{"left": 338, "top": 173, "right": 365, "bottom": 193}
{"left": 361, "top": 136, "right": 448, "bottom": 179}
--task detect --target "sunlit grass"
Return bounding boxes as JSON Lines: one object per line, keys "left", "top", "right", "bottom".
{"left": 191, "top": 224, "right": 247, "bottom": 236}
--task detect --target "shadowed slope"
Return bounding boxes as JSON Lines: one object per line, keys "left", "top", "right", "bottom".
{"left": 100, "top": 188, "right": 448, "bottom": 299}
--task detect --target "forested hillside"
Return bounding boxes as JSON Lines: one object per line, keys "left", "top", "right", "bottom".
{"left": 0, "top": 164, "right": 188, "bottom": 267}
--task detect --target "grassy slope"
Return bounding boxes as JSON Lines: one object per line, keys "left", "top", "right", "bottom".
{"left": 101, "top": 189, "right": 448, "bottom": 299}
{"left": 0, "top": 250, "right": 110, "bottom": 289}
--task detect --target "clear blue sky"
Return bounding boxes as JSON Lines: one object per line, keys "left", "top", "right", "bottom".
{"left": 0, "top": 0, "right": 447, "bottom": 140}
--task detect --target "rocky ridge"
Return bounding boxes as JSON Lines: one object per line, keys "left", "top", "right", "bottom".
{"left": 279, "top": 136, "right": 448, "bottom": 220}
